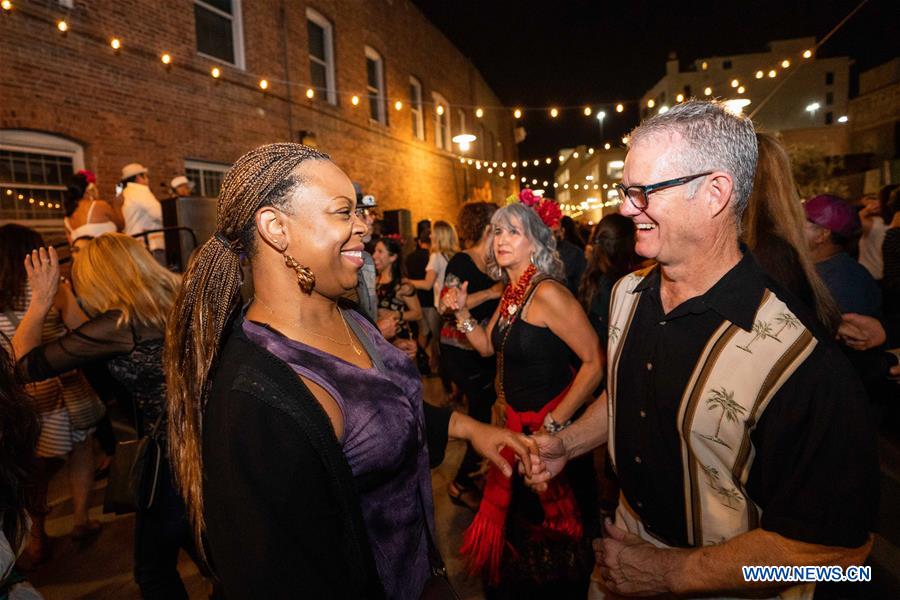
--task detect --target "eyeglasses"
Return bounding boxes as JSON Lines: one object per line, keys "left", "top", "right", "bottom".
{"left": 614, "top": 172, "right": 712, "bottom": 211}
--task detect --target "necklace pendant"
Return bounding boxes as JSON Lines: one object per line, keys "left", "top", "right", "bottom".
{"left": 507, "top": 303, "right": 517, "bottom": 316}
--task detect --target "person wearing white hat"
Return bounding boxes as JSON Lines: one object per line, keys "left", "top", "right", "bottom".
{"left": 169, "top": 175, "right": 193, "bottom": 198}
{"left": 119, "top": 163, "right": 164, "bottom": 259}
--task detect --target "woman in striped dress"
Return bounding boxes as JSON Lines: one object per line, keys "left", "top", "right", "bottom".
{"left": 0, "top": 225, "right": 103, "bottom": 568}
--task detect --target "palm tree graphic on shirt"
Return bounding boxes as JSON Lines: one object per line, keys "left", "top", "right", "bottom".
{"left": 699, "top": 387, "right": 746, "bottom": 449}
{"left": 699, "top": 464, "right": 744, "bottom": 511}
{"left": 772, "top": 312, "right": 801, "bottom": 340}
{"left": 736, "top": 319, "right": 775, "bottom": 353}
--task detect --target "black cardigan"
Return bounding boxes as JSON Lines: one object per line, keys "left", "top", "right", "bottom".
{"left": 202, "top": 318, "right": 452, "bottom": 599}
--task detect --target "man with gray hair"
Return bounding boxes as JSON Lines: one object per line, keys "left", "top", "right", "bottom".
{"left": 525, "top": 100, "right": 876, "bottom": 598}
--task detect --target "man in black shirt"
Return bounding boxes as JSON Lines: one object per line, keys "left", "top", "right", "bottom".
{"left": 525, "top": 100, "right": 877, "bottom": 598}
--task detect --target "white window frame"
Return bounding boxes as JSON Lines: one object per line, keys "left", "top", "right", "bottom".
{"left": 365, "top": 46, "right": 386, "bottom": 125}
{"left": 432, "top": 92, "right": 451, "bottom": 151}
{"left": 0, "top": 130, "right": 84, "bottom": 224}
{"left": 184, "top": 159, "right": 230, "bottom": 198}
{"left": 306, "top": 8, "right": 336, "bottom": 105}
{"left": 409, "top": 76, "right": 424, "bottom": 140}
{"left": 194, "top": 0, "right": 246, "bottom": 70}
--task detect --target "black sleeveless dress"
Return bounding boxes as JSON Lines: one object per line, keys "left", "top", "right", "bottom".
{"left": 487, "top": 293, "right": 598, "bottom": 597}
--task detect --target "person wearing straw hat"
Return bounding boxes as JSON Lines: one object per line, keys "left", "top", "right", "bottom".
{"left": 169, "top": 175, "right": 194, "bottom": 198}
{"left": 120, "top": 162, "right": 165, "bottom": 261}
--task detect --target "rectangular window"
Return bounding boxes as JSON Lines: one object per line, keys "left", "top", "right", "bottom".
{"left": 0, "top": 149, "right": 71, "bottom": 220}
{"left": 684, "top": 85, "right": 692, "bottom": 97}
{"left": 194, "top": 0, "right": 245, "bottom": 68}
{"left": 306, "top": 8, "right": 336, "bottom": 105}
{"left": 722, "top": 60, "right": 732, "bottom": 69}
{"left": 825, "top": 71, "right": 834, "bottom": 85}
{"left": 825, "top": 112, "right": 833, "bottom": 125}
{"left": 826, "top": 91, "right": 834, "bottom": 105}
{"left": 184, "top": 160, "right": 230, "bottom": 198}
{"left": 432, "top": 92, "right": 451, "bottom": 151}
{"left": 409, "top": 76, "right": 424, "bottom": 140}
{"left": 365, "top": 46, "right": 386, "bottom": 124}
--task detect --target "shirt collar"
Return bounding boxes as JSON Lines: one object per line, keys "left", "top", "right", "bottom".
{"left": 632, "top": 251, "right": 766, "bottom": 332}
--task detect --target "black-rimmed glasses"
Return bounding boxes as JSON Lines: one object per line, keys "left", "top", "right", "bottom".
{"left": 614, "top": 172, "right": 712, "bottom": 211}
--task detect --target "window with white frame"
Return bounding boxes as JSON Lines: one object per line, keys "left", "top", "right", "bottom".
{"left": 185, "top": 160, "right": 230, "bottom": 198}
{"left": 194, "top": 0, "right": 245, "bottom": 68}
{"left": 409, "top": 76, "right": 424, "bottom": 140}
{"left": 306, "top": 8, "right": 336, "bottom": 104}
{"left": 365, "top": 46, "right": 386, "bottom": 124}
{"left": 432, "top": 92, "right": 451, "bottom": 151}
{"left": 0, "top": 130, "right": 83, "bottom": 222}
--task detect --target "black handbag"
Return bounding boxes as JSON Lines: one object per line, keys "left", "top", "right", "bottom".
{"left": 103, "top": 411, "right": 163, "bottom": 514}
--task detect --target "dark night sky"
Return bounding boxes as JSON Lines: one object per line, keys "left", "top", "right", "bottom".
{"left": 413, "top": 0, "right": 897, "bottom": 181}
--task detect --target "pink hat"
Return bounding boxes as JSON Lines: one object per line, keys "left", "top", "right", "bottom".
{"left": 804, "top": 194, "right": 860, "bottom": 237}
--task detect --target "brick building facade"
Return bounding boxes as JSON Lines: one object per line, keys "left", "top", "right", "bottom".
{"left": 0, "top": 0, "right": 517, "bottom": 238}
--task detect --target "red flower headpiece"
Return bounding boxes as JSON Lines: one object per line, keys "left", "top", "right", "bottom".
{"left": 506, "top": 188, "right": 562, "bottom": 229}
{"left": 77, "top": 169, "right": 97, "bottom": 184}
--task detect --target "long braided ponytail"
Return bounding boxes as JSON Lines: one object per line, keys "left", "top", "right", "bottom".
{"left": 165, "top": 143, "right": 329, "bottom": 548}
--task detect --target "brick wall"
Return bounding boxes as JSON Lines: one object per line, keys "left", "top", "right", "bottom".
{"left": 0, "top": 0, "right": 517, "bottom": 229}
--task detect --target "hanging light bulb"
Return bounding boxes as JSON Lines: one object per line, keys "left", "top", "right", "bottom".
{"left": 647, "top": 99, "right": 655, "bottom": 108}
{"left": 511, "top": 161, "right": 517, "bottom": 168}
{"left": 768, "top": 70, "right": 777, "bottom": 78}
{"left": 161, "top": 53, "right": 172, "bottom": 65}
{"left": 545, "top": 157, "right": 552, "bottom": 164}
{"left": 110, "top": 38, "right": 122, "bottom": 51}
{"left": 436, "top": 105, "right": 445, "bottom": 115}
{"left": 258, "top": 79, "right": 269, "bottom": 90}
{"left": 351, "top": 95, "right": 360, "bottom": 106}
{"left": 781, "top": 59, "right": 790, "bottom": 68}
{"left": 583, "top": 106, "right": 592, "bottom": 116}
{"left": 676, "top": 93, "right": 684, "bottom": 103}
{"left": 1, "top": 1, "right": 12, "bottom": 11}
{"left": 394, "top": 100, "right": 402, "bottom": 110}
{"left": 704, "top": 87, "right": 712, "bottom": 96}
{"left": 615, "top": 103, "right": 624, "bottom": 113}
{"left": 211, "top": 67, "right": 221, "bottom": 79}
{"left": 57, "top": 20, "right": 68, "bottom": 33}
{"left": 755, "top": 70, "right": 764, "bottom": 79}
{"left": 514, "top": 108, "right": 522, "bottom": 119}
{"left": 550, "top": 107, "right": 559, "bottom": 118}
{"left": 803, "top": 49, "right": 813, "bottom": 59}
{"left": 475, "top": 107, "right": 484, "bottom": 118}
{"left": 306, "top": 88, "right": 315, "bottom": 99}
{"left": 604, "top": 143, "right": 611, "bottom": 150}
{"left": 532, "top": 159, "right": 539, "bottom": 166}
{"left": 738, "top": 86, "right": 745, "bottom": 94}
{"left": 731, "top": 79, "right": 739, "bottom": 88}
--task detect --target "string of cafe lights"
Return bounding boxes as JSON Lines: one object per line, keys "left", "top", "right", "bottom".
{"left": 1, "top": 0, "right": 861, "bottom": 201}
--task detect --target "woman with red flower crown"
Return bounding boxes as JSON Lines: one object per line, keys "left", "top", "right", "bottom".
{"left": 443, "top": 192, "right": 604, "bottom": 598}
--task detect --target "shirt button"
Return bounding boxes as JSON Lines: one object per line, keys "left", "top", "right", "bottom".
{"left": 639, "top": 409, "right": 647, "bottom": 418}
{"left": 646, "top": 362, "right": 653, "bottom": 371}
{"left": 659, "top": 320, "right": 667, "bottom": 325}
{"left": 634, "top": 455, "right": 642, "bottom": 464}
{"left": 636, "top": 500, "right": 644, "bottom": 509}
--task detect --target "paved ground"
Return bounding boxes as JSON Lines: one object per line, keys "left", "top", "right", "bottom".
{"left": 23, "top": 378, "right": 900, "bottom": 599}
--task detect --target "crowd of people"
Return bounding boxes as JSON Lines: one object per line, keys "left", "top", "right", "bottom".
{"left": 0, "top": 99, "right": 898, "bottom": 600}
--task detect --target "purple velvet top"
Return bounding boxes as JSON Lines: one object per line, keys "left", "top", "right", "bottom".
{"left": 243, "top": 310, "right": 434, "bottom": 600}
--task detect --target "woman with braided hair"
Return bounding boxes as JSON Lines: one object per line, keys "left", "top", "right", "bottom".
{"left": 165, "top": 143, "right": 534, "bottom": 599}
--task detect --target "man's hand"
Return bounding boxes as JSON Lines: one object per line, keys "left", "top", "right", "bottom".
{"left": 838, "top": 313, "right": 886, "bottom": 350}
{"left": 596, "top": 519, "right": 679, "bottom": 596}
{"left": 521, "top": 431, "right": 569, "bottom": 492}
{"left": 25, "top": 246, "right": 60, "bottom": 310}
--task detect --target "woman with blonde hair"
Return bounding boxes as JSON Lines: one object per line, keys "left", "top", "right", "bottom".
{"left": 406, "top": 220, "right": 460, "bottom": 368}
{"left": 743, "top": 132, "right": 841, "bottom": 334}
{"left": 10, "top": 234, "right": 208, "bottom": 599}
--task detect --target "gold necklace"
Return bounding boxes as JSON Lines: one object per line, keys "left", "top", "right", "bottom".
{"left": 253, "top": 297, "right": 362, "bottom": 356}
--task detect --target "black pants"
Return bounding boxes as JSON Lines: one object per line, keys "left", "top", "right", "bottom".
{"left": 440, "top": 343, "right": 497, "bottom": 486}
{"left": 134, "top": 458, "right": 209, "bottom": 599}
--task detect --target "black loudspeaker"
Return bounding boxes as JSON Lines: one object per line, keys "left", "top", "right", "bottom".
{"left": 161, "top": 196, "right": 217, "bottom": 271}
{"left": 382, "top": 209, "right": 412, "bottom": 240}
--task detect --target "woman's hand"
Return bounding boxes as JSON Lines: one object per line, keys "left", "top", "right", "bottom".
{"left": 838, "top": 313, "right": 886, "bottom": 351}
{"left": 450, "top": 412, "right": 536, "bottom": 478}
{"left": 25, "top": 247, "right": 60, "bottom": 311}
{"left": 446, "top": 281, "right": 469, "bottom": 314}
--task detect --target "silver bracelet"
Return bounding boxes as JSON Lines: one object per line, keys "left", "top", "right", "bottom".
{"left": 456, "top": 317, "right": 477, "bottom": 333}
{"left": 543, "top": 412, "right": 571, "bottom": 434}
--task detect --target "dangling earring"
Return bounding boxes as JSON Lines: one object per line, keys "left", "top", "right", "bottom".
{"left": 283, "top": 253, "right": 316, "bottom": 294}
{"left": 530, "top": 252, "right": 537, "bottom": 267}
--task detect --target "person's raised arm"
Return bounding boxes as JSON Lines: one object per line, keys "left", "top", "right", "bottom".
{"left": 446, "top": 281, "right": 499, "bottom": 357}
{"left": 11, "top": 247, "right": 59, "bottom": 360}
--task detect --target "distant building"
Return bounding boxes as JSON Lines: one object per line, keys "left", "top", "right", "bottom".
{"left": 0, "top": 0, "right": 516, "bottom": 239}
{"left": 849, "top": 58, "right": 900, "bottom": 168}
{"left": 640, "top": 38, "right": 851, "bottom": 155}
{"left": 554, "top": 145, "right": 627, "bottom": 224}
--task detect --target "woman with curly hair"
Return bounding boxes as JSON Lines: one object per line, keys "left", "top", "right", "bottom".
{"left": 445, "top": 200, "right": 603, "bottom": 598}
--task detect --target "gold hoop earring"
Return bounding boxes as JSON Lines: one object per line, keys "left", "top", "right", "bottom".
{"left": 283, "top": 253, "right": 316, "bottom": 294}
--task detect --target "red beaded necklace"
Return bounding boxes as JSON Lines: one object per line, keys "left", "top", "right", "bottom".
{"left": 498, "top": 264, "right": 537, "bottom": 326}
